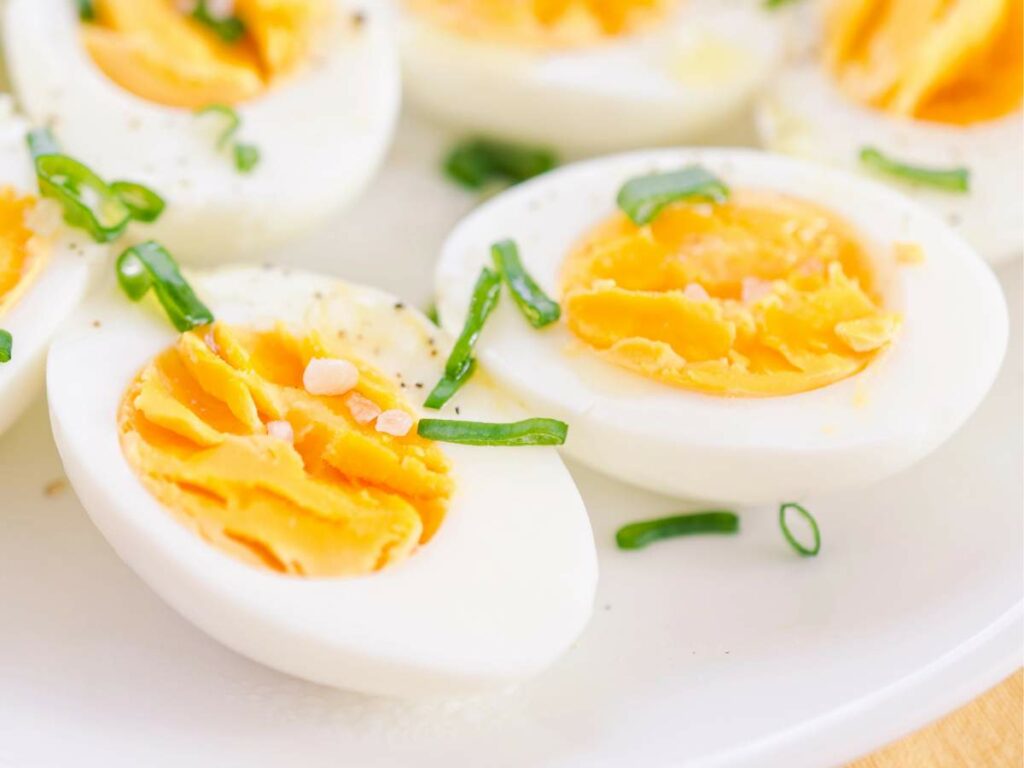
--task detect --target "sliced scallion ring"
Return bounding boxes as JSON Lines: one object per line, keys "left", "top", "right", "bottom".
{"left": 190, "top": 0, "right": 246, "bottom": 43}
{"left": 444, "top": 138, "right": 558, "bottom": 191}
{"left": 196, "top": 104, "right": 242, "bottom": 149}
{"left": 77, "top": 0, "right": 95, "bottom": 21}
{"left": 116, "top": 241, "right": 214, "bottom": 332}
{"left": 110, "top": 181, "right": 166, "bottom": 223}
{"left": 491, "top": 239, "right": 561, "bottom": 328}
{"left": 233, "top": 143, "right": 261, "bottom": 173}
{"left": 779, "top": 502, "right": 821, "bottom": 556}
{"left": 417, "top": 417, "right": 568, "bottom": 446}
{"left": 617, "top": 165, "right": 730, "bottom": 226}
{"left": 0, "top": 329, "right": 11, "bottom": 363}
{"left": 859, "top": 147, "right": 969, "bottom": 193}
{"left": 616, "top": 511, "right": 740, "bottom": 550}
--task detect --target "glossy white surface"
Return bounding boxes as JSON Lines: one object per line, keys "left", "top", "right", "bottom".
{"left": 0, "top": 112, "right": 1021, "bottom": 766}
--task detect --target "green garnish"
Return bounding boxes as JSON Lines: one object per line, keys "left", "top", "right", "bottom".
{"left": 196, "top": 104, "right": 261, "bottom": 173}
{"left": 444, "top": 138, "right": 558, "bottom": 191}
{"left": 617, "top": 165, "right": 730, "bottom": 226}
{"left": 859, "top": 147, "right": 969, "bottom": 193}
{"left": 616, "top": 511, "right": 740, "bottom": 550}
{"left": 418, "top": 417, "right": 568, "bottom": 446}
{"left": 491, "top": 239, "right": 560, "bottom": 329}
{"left": 763, "top": 0, "right": 800, "bottom": 9}
{"left": 779, "top": 502, "right": 821, "bottom": 557}
{"left": 190, "top": 0, "right": 246, "bottom": 44}
{"left": 233, "top": 143, "right": 260, "bottom": 173}
{"left": 424, "top": 267, "right": 501, "bottom": 409}
{"left": 0, "top": 329, "right": 11, "bottom": 363}
{"left": 116, "top": 241, "right": 214, "bottom": 332}
{"left": 110, "top": 181, "right": 166, "bottom": 223}
{"left": 425, "top": 302, "right": 440, "bottom": 326}
{"left": 77, "top": 0, "right": 96, "bottom": 21}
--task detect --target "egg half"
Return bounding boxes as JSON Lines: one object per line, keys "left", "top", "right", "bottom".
{"left": 756, "top": 0, "right": 1023, "bottom": 265}
{"left": 401, "top": 0, "right": 783, "bottom": 152}
{"left": 4, "top": 0, "right": 400, "bottom": 264}
{"left": 0, "top": 97, "right": 104, "bottom": 438}
{"left": 434, "top": 149, "right": 1007, "bottom": 503}
{"left": 47, "top": 264, "right": 597, "bottom": 697}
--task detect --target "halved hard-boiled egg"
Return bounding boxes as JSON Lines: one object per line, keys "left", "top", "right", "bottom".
{"left": 0, "top": 97, "right": 104, "bottom": 438}
{"left": 401, "top": 0, "right": 784, "bottom": 152}
{"left": 4, "top": 0, "right": 400, "bottom": 264}
{"left": 434, "top": 149, "right": 1007, "bottom": 503}
{"left": 757, "top": 0, "right": 1023, "bottom": 264}
{"left": 47, "top": 263, "right": 596, "bottom": 696}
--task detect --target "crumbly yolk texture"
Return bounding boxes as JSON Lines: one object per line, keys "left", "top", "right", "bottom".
{"left": 561, "top": 191, "right": 901, "bottom": 397}
{"left": 82, "top": 0, "right": 329, "bottom": 109}
{"left": 0, "top": 188, "right": 49, "bottom": 320}
{"left": 408, "top": 0, "right": 675, "bottom": 48}
{"left": 118, "top": 323, "right": 453, "bottom": 578}
{"left": 826, "top": 0, "right": 1023, "bottom": 125}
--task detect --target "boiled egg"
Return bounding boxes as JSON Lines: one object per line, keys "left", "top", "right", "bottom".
{"left": 434, "top": 149, "right": 1007, "bottom": 503}
{"left": 4, "top": 0, "right": 400, "bottom": 264}
{"left": 0, "top": 97, "right": 104, "bottom": 438}
{"left": 401, "top": 0, "right": 784, "bottom": 152}
{"left": 47, "top": 263, "right": 596, "bottom": 697}
{"left": 756, "top": 0, "right": 1023, "bottom": 265}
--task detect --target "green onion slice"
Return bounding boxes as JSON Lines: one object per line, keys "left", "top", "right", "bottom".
{"left": 233, "top": 143, "right": 261, "bottom": 173}
{"left": 617, "top": 165, "right": 730, "bottom": 226}
{"left": 763, "top": 0, "right": 800, "bottom": 8}
{"left": 491, "top": 239, "right": 560, "bottom": 328}
{"left": 116, "top": 241, "right": 214, "bottom": 332}
{"left": 196, "top": 104, "right": 242, "bottom": 149}
{"left": 423, "top": 359, "right": 475, "bottom": 410}
{"left": 444, "top": 138, "right": 558, "bottom": 191}
{"left": 110, "top": 181, "right": 165, "bottom": 223}
{"left": 190, "top": 0, "right": 246, "bottom": 43}
{"left": 0, "top": 329, "right": 11, "bottom": 363}
{"left": 616, "top": 511, "right": 740, "bottom": 550}
{"left": 425, "top": 302, "right": 440, "bottom": 326}
{"left": 418, "top": 417, "right": 568, "bottom": 446}
{"left": 779, "top": 502, "right": 821, "bottom": 556}
{"left": 77, "top": 0, "right": 96, "bottom": 21}
{"left": 859, "top": 147, "right": 969, "bottom": 193}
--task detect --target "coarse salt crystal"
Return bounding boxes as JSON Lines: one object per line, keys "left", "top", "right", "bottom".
{"left": 376, "top": 409, "right": 414, "bottom": 437}
{"left": 741, "top": 277, "right": 773, "bottom": 304}
{"left": 266, "top": 420, "right": 294, "bottom": 443}
{"left": 346, "top": 392, "right": 382, "bottom": 425}
{"left": 303, "top": 358, "right": 359, "bottom": 396}
{"left": 682, "top": 283, "right": 710, "bottom": 301}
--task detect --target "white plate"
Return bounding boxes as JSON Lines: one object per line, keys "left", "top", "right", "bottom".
{"left": 0, "top": 112, "right": 1021, "bottom": 767}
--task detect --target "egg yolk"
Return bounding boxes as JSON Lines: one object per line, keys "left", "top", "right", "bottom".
{"left": 561, "top": 191, "right": 901, "bottom": 397}
{"left": 407, "top": 0, "right": 676, "bottom": 48}
{"left": 118, "top": 323, "right": 453, "bottom": 578}
{"left": 0, "top": 188, "right": 49, "bottom": 320}
{"left": 826, "top": 0, "right": 1023, "bottom": 125}
{"left": 82, "top": 0, "right": 329, "bottom": 109}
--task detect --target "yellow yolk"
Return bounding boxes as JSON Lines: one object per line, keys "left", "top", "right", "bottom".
{"left": 561, "top": 191, "right": 900, "bottom": 397}
{"left": 118, "top": 323, "right": 453, "bottom": 577}
{"left": 826, "top": 0, "right": 1023, "bottom": 125}
{"left": 82, "top": 0, "right": 328, "bottom": 109}
{"left": 407, "top": 0, "right": 675, "bottom": 48}
{"left": 0, "top": 188, "right": 49, "bottom": 320}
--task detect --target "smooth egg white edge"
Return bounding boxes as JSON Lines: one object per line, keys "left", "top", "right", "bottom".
{"left": 401, "top": 0, "right": 783, "bottom": 152}
{"left": 46, "top": 265, "right": 597, "bottom": 698}
{"left": 4, "top": 0, "right": 401, "bottom": 265}
{"left": 435, "top": 148, "right": 1008, "bottom": 504}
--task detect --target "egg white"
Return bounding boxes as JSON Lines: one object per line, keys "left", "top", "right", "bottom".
{"left": 46, "top": 264, "right": 597, "bottom": 697}
{"left": 755, "top": 1, "right": 1023, "bottom": 265}
{"left": 401, "top": 0, "right": 783, "bottom": 153}
{"left": 3, "top": 0, "right": 401, "bottom": 265}
{"left": 0, "top": 97, "right": 104, "bottom": 439}
{"left": 434, "top": 148, "right": 1008, "bottom": 504}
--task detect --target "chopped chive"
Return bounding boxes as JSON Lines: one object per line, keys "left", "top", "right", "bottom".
{"left": 418, "top": 417, "right": 568, "bottom": 446}
{"left": 190, "top": 0, "right": 246, "bottom": 43}
{"left": 196, "top": 104, "right": 260, "bottom": 173}
{"left": 0, "top": 329, "right": 11, "bottom": 363}
{"left": 763, "top": 0, "right": 800, "bottom": 8}
{"left": 425, "top": 302, "right": 440, "bottom": 326}
{"left": 110, "top": 181, "right": 165, "bottom": 223}
{"left": 491, "top": 239, "right": 560, "bottom": 328}
{"left": 444, "top": 138, "right": 558, "bottom": 191}
{"left": 616, "top": 511, "right": 739, "bottom": 550}
{"left": 617, "top": 165, "right": 730, "bottom": 226}
{"left": 233, "top": 143, "right": 260, "bottom": 173}
{"left": 423, "top": 359, "right": 475, "bottom": 409}
{"left": 77, "top": 0, "right": 95, "bottom": 21}
{"left": 859, "top": 147, "right": 969, "bottom": 193}
{"left": 116, "top": 241, "right": 214, "bottom": 332}
{"left": 779, "top": 502, "right": 821, "bottom": 556}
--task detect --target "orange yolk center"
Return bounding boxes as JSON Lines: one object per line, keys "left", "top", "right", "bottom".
{"left": 81, "top": 0, "right": 329, "bottom": 109}
{"left": 0, "top": 188, "right": 49, "bottom": 320}
{"left": 561, "top": 191, "right": 901, "bottom": 397}
{"left": 826, "top": 0, "right": 1023, "bottom": 125}
{"left": 118, "top": 323, "right": 453, "bottom": 578}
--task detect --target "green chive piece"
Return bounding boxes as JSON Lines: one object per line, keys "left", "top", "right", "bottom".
{"left": 116, "top": 241, "right": 214, "bottom": 332}
{"left": 423, "top": 359, "right": 476, "bottom": 410}
{"left": 616, "top": 511, "right": 739, "bottom": 550}
{"left": 233, "top": 143, "right": 261, "bottom": 173}
{"left": 859, "top": 147, "right": 969, "bottom": 193}
{"left": 77, "top": 0, "right": 96, "bottom": 21}
{"left": 617, "top": 165, "right": 730, "bottom": 226}
{"left": 491, "top": 239, "right": 560, "bottom": 329}
{"left": 763, "top": 0, "right": 800, "bottom": 9}
{"left": 425, "top": 302, "right": 440, "bottom": 326}
{"left": 779, "top": 502, "right": 821, "bottom": 557}
{"left": 196, "top": 104, "right": 242, "bottom": 149}
{"left": 191, "top": 0, "right": 246, "bottom": 43}
{"left": 0, "top": 329, "right": 11, "bottom": 363}
{"left": 110, "top": 181, "right": 166, "bottom": 223}
{"left": 418, "top": 417, "right": 568, "bottom": 446}
{"left": 444, "top": 138, "right": 558, "bottom": 191}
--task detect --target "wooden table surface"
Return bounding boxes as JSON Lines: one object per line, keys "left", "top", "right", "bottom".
{"left": 850, "top": 669, "right": 1022, "bottom": 767}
